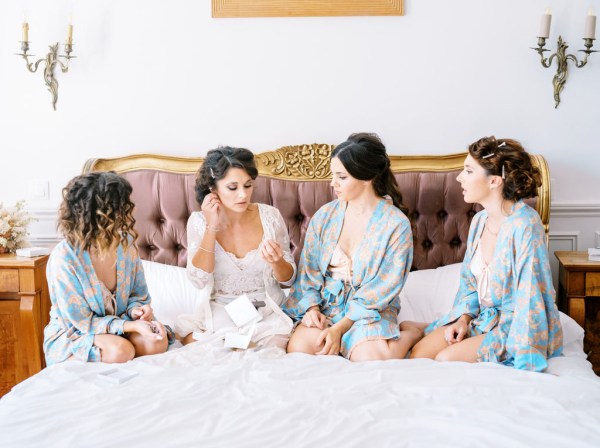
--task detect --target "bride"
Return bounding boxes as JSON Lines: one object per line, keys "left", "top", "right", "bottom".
{"left": 175, "top": 146, "right": 296, "bottom": 350}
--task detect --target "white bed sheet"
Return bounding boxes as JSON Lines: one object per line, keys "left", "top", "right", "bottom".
{"left": 3, "top": 262, "right": 598, "bottom": 447}
{"left": 1, "top": 340, "right": 599, "bottom": 448}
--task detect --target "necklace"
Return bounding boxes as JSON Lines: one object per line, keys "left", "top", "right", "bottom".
{"left": 485, "top": 222, "right": 499, "bottom": 236}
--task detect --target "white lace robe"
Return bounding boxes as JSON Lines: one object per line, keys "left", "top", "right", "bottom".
{"left": 175, "top": 204, "right": 296, "bottom": 348}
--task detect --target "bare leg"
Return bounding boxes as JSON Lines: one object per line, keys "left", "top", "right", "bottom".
{"left": 182, "top": 333, "right": 197, "bottom": 346}
{"left": 410, "top": 325, "right": 452, "bottom": 360}
{"left": 350, "top": 327, "right": 423, "bottom": 362}
{"left": 94, "top": 334, "right": 135, "bottom": 363}
{"left": 128, "top": 331, "right": 169, "bottom": 357}
{"left": 400, "top": 321, "right": 429, "bottom": 332}
{"left": 286, "top": 325, "right": 325, "bottom": 355}
{"left": 435, "top": 334, "right": 485, "bottom": 363}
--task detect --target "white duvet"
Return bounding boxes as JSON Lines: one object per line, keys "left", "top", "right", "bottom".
{"left": 1, "top": 340, "right": 599, "bottom": 448}
{"left": 2, "top": 262, "right": 600, "bottom": 447}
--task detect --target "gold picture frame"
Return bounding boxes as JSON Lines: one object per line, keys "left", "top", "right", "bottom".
{"left": 212, "top": 1, "right": 404, "bottom": 18}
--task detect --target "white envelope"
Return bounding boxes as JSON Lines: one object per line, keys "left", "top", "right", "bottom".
{"left": 224, "top": 332, "right": 252, "bottom": 349}
{"left": 224, "top": 294, "right": 261, "bottom": 327}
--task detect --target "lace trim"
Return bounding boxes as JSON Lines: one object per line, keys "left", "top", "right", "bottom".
{"left": 186, "top": 204, "right": 297, "bottom": 291}
{"left": 218, "top": 246, "right": 260, "bottom": 271}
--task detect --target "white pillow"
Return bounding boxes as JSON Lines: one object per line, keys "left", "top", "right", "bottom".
{"left": 141, "top": 260, "right": 210, "bottom": 328}
{"left": 559, "top": 312, "right": 585, "bottom": 357}
{"left": 398, "top": 263, "right": 462, "bottom": 323}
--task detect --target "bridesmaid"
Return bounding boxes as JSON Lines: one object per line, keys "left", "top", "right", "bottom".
{"left": 283, "top": 133, "right": 422, "bottom": 361}
{"left": 44, "top": 172, "right": 172, "bottom": 365}
{"left": 410, "top": 136, "right": 563, "bottom": 372}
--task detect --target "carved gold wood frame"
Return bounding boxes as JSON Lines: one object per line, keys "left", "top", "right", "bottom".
{"left": 83, "top": 144, "right": 549, "bottom": 233}
{"left": 212, "top": 1, "right": 404, "bottom": 18}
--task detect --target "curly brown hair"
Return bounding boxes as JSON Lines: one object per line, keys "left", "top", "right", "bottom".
{"left": 468, "top": 136, "right": 541, "bottom": 201}
{"left": 194, "top": 146, "right": 258, "bottom": 206}
{"left": 58, "top": 172, "right": 138, "bottom": 256}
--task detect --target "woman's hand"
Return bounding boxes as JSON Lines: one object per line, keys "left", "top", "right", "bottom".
{"left": 443, "top": 319, "right": 469, "bottom": 345}
{"left": 201, "top": 192, "right": 221, "bottom": 228}
{"left": 259, "top": 240, "right": 284, "bottom": 265}
{"left": 131, "top": 304, "right": 154, "bottom": 321}
{"left": 125, "top": 320, "right": 165, "bottom": 341}
{"left": 302, "top": 306, "right": 327, "bottom": 330}
{"left": 315, "top": 325, "right": 342, "bottom": 356}
{"left": 261, "top": 239, "right": 294, "bottom": 283}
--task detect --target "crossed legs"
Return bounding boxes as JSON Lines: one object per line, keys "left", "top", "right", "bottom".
{"left": 409, "top": 325, "right": 485, "bottom": 362}
{"left": 94, "top": 333, "right": 168, "bottom": 363}
{"left": 286, "top": 321, "right": 424, "bottom": 362}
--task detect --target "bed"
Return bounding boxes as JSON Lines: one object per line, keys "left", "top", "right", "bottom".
{"left": 1, "top": 144, "right": 599, "bottom": 447}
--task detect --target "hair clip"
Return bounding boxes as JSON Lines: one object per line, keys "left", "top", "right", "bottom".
{"left": 502, "top": 165, "right": 506, "bottom": 179}
{"left": 210, "top": 168, "right": 215, "bottom": 179}
{"left": 498, "top": 142, "right": 507, "bottom": 148}
{"left": 482, "top": 153, "right": 494, "bottom": 159}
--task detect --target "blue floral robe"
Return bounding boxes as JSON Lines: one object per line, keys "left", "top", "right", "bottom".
{"left": 43, "top": 240, "right": 169, "bottom": 365}
{"left": 426, "top": 201, "right": 563, "bottom": 372}
{"left": 282, "top": 199, "right": 413, "bottom": 357}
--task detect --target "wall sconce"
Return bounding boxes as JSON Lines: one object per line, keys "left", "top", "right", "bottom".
{"left": 15, "top": 19, "right": 76, "bottom": 111}
{"left": 532, "top": 8, "right": 597, "bottom": 108}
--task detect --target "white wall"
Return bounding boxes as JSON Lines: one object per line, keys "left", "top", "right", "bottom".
{"left": 1, "top": 0, "right": 599, "bottom": 278}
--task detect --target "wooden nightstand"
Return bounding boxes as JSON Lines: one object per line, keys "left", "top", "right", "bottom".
{"left": 0, "top": 253, "right": 51, "bottom": 397}
{"left": 555, "top": 251, "right": 600, "bottom": 375}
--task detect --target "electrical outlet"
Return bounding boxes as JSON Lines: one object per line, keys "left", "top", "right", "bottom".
{"left": 28, "top": 179, "right": 49, "bottom": 200}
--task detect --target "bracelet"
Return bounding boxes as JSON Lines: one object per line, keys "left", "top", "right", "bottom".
{"left": 205, "top": 223, "right": 221, "bottom": 233}
{"left": 198, "top": 246, "right": 215, "bottom": 254}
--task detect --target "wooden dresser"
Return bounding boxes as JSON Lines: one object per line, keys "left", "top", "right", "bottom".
{"left": 555, "top": 251, "right": 600, "bottom": 375}
{"left": 0, "top": 254, "right": 50, "bottom": 397}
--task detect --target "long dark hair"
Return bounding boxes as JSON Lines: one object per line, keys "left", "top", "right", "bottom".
{"left": 332, "top": 133, "right": 406, "bottom": 213}
{"left": 58, "top": 171, "right": 137, "bottom": 255}
{"left": 194, "top": 146, "right": 258, "bottom": 205}
{"left": 468, "top": 136, "right": 540, "bottom": 201}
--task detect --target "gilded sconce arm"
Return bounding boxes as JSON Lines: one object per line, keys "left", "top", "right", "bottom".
{"left": 16, "top": 41, "right": 75, "bottom": 111}
{"left": 532, "top": 36, "right": 596, "bottom": 108}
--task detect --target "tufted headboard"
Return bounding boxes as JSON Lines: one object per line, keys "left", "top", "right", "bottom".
{"left": 83, "top": 144, "right": 550, "bottom": 271}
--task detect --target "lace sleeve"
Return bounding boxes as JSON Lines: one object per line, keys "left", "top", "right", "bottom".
{"left": 186, "top": 212, "right": 213, "bottom": 290}
{"left": 272, "top": 207, "right": 297, "bottom": 287}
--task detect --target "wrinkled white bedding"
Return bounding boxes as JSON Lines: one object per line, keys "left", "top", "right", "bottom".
{"left": 3, "top": 262, "right": 599, "bottom": 447}
{"left": 1, "top": 340, "right": 599, "bottom": 448}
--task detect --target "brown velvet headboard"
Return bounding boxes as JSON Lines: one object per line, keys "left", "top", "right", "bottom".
{"left": 83, "top": 144, "right": 550, "bottom": 271}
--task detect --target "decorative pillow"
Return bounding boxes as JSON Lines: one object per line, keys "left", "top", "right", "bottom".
{"left": 141, "top": 260, "right": 210, "bottom": 328}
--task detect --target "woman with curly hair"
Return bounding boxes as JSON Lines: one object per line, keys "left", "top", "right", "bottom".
{"left": 410, "top": 137, "right": 563, "bottom": 372}
{"left": 43, "top": 172, "right": 171, "bottom": 365}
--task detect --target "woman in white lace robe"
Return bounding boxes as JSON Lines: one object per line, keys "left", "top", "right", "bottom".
{"left": 175, "top": 147, "right": 296, "bottom": 349}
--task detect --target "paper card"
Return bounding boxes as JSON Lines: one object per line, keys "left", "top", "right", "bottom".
{"left": 16, "top": 247, "right": 50, "bottom": 257}
{"left": 224, "top": 331, "right": 252, "bottom": 349}
{"left": 224, "top": 294, "right": 261, "bottom": 327}
{"left": 96, "top": 368, "right": 139, "bottom": 384}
